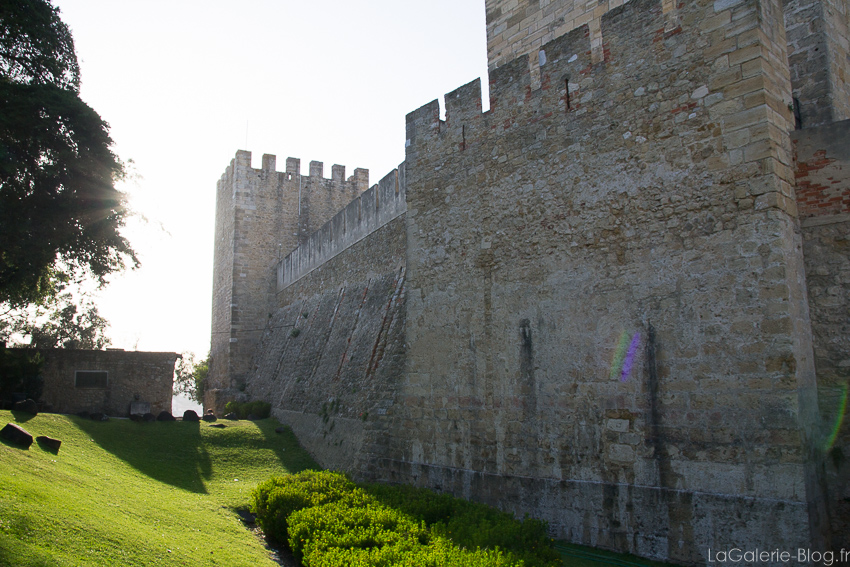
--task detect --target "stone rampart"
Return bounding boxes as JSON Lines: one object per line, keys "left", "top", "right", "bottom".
{"left": 249, "top": 215, "right": 406, "bottom": 474}
{"left": 396, "top": 0, "right": 823, "bottom": 561}
{"left": 794, "top": 119, "right": 850, "bottom": 548}
{"left": 277, "top": 166, "right": 406, "bottom": 290}
{"left": 218, "top": 0, "right": 849, "bottom": 561}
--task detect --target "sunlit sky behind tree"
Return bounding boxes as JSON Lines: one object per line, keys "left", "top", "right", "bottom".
{"left": 51, "top": 0, "right": 489, "bottom": 357}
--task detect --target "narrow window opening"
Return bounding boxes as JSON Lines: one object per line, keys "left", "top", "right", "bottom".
{"left": 565, "top": 78, "right": 571, "bottom": 111}
{"left": 462, "top": 125, "right": 467, "bottom": 151}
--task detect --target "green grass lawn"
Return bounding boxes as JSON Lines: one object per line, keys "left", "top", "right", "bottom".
{"left": 0, "top": 410, "right": 318, "bottom": 567}
{"left": 0, "top": 410, "right": 677, "bottom": 567}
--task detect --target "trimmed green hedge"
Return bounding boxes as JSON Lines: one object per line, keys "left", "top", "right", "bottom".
{"left": 251, "top": 471, "right": 560, "bottom": 567}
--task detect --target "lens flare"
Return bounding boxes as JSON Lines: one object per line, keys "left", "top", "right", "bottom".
{"left": 610, "top": 331, "right": 640, "bottom": 382}
{"left": 610, "top": 331, "right": 630, "bottom": 381}
{"left": 621, "top": 332, "right": 641, "bottom": 382}
{"left": 823, "top": 383, "right": 848, "bottom": 452}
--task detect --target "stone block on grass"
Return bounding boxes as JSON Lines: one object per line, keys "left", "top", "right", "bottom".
{"left": 182, "top": 410, "right": 200, "bottom": 422}
{"left": 1, "top": 423, "right": 33, "bottom": 448}
{"left": 13, "top": 399, "right": 38, "bottom": 415}
{"left": 36, "top": 435, "right": 61, "bottom": 452}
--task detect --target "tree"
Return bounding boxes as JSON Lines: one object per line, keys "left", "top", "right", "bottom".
{"left": 1, "top": 292, "right": 110, "bottom": 349}
{"left": 174, "top": 352, "right": 209, "bottom": 404}
{"left": 0, "top": 0, "right": 137, "bottom": 308}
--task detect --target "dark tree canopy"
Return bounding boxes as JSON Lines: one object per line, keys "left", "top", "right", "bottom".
{"left": 0, "top": 0, "right": 136, "bottom": 307}
{"left": 0, "top": 0, "right": 79, "bottom": 90}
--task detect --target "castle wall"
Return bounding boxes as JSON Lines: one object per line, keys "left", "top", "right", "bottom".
{"left": 279, "top": 167, "right": 406, "bottom": 289}
{"left": 794, "top": 119, "right": 850, "bottom": 548}
{"left": 247, "top": 214, "right": 406, "bottom": 474}
{"left": 207, "top": 151, "right": 368, "bottom": 412}
{"left": 784, "top": 0, "right": 850, "bottom": 127}
{"left": 394, "top": 0, "right": 823, "bottom": 562}
{"left": 485, "top": 0, "right": 634, "bottom": 71}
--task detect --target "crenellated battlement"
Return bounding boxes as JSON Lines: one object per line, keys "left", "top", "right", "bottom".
{"left": 277, "top": 164, "right": 407, "bottom": 290}
{"left": 406, "top": 19, "right": 596, "bottom": 154}
{"left": 220, "top": 151, "right": 370, "bottom": 192}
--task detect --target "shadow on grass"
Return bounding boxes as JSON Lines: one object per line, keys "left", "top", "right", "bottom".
{"left": 11, "top": 410, "right": 36, "bottom": 423}
{"left": 252, "top": 418, "right": 321, "bottom": 474}
{"left": 0, "top": 435, "right": 30, "bottom": 451}
{"left": 75, "top": 417, "right": 213, "bottom": 494}
{"left": 73, "top": 416, "right": 320, "bottom": 495}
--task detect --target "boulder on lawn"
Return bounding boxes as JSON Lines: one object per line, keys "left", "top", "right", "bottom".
{"left": 156, "top": 411, "right": 175, "bottom": 422}
{"left": 143, "top": 412, "right": 156, "bottom": 422}
{"left": 36, "top": 435, "right": 61, "bottom": 452}
{"left": 76, "top": 411, "right": 90, "bottom": 419}
{"left": 182, "top": 410, "right": 200, "bottom": 422}
{"left": 13, "top": 399, "right": 38, "bottom": 415}
{"left": 224, "top": 412, "right": 239, "bottom": 421}
{"left": 129, "top": 413, "right": 143, "bottom": 422}
{"left": 275, "top": 426, "right": 287, "bottom": 434}
{"left": 1, "top": 423, "right": 33, "bottom": 448}
{"left": 90, "top": 412, "right": 109, "bottom": 422}
{"left": 202, "top": 410, "right": 217, "bottom": 422}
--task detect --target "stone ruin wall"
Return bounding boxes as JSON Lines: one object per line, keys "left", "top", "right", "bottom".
{"left": 208, "top": 151, "right": 369, "bottom": 411}
{"left": 38, "top": 349, "right": 178, "bottom": 416}
{"left": 247, "top": 168, "right": 407, "bottom": 475}
{"left": 392, "top": 0, "right": 823, "bottom": 562}
{"left": 793, "top": 118, "right": 850, "bottom": 548}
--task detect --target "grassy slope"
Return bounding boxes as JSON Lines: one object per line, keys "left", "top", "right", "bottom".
{"left": 0, "top": 410, "right": 318, "bottom": 567}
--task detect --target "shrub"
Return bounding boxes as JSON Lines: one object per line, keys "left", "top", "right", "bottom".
{"left": 251, "top": 470, "right": 354, "bottom": 544}
{"left": 287, "top": 499, "right": 426, "bottom": 565}
{"left": 363, "top": 482, "right": 560, "bottom": 567}
{"left": 252, "top": 471, "right": 561, "bottom": 567}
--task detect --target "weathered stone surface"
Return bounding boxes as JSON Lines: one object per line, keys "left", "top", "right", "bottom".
{"left": 13, "top": 399, "right": 38, "bottom": 415}
{"left": 209, "top": 0, "right": 850, "bottom": 562}
{"left": 130, "top": 401, "right": 151, "bottom": 416}
{"left": 5, "top": 349, "right": 178, "bottom": 417}
{"left": 1, "top": 423, "right": 33, "bottom": 448}
{"left": 36, "top": 436, "right": 61, "bottom": 452}
{"left": 156, "top": 411, "right": 175, "bottom": 422}
{"left": 182, "top": 410, "right": 200, "bottom": 422}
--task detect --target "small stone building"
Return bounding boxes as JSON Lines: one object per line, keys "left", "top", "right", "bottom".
{"left": 30, "top": 349, "right": 179, "bottom": 416}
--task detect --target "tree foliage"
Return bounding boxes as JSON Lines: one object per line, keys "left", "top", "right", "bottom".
{"left": 175, "top": 351, "right": 209, "bottom": 404}
{"left": 1, "top": 292, "right": 110, "bottom": 349}
{"left": 0, "top": 346, "right": 44, "bottom": 401}
{"left": 0, "top": 0, "right": 137, "bottom": 308}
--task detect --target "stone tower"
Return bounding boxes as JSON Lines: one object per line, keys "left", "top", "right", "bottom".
{"left": 207, "top": 151, "right": 368, "bottom": 412}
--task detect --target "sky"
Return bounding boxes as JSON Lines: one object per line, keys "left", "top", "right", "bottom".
{"left": 51, "top": 0, "right": 490, "bottom": 359}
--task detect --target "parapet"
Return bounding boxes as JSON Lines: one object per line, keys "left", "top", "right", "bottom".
{"left": 277, "top": 164, "right": 407, "bottom": 290}
{"left": 220, "top": 151, "right": 369, "bottom": 189}
{"left": 406, "top": 19, "right": 594, "bottom": 153}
